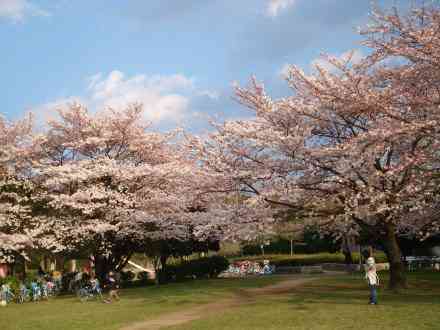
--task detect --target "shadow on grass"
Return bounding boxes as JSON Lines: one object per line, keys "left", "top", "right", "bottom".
{"left": 284, "top": 272, "right": 440, "bottom": 307}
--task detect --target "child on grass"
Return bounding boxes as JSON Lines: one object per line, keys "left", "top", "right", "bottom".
{"left": 104, "top": 271, "right": 120, "bottom": 303}
{"left": 365, "top": 256, "right": 380, "bottom": 305}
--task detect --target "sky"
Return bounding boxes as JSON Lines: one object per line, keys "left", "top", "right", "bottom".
{"left": 1, "top": 0, "right": 409, "bottom": 132}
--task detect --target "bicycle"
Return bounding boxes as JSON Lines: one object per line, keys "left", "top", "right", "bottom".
{"left": 16, "top": 284, "right": 30, "bottom": 304}
{"left": 30, "top": 282, "right": 42, "bottom": 301}
{"left": 77, "top": 279, "right": 103, "bottom": 302}
{"left": 0, "top": 284, "right": 15, "bottom": 304}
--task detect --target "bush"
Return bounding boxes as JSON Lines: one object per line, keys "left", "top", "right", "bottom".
{"left": 0, "top": 276, "right": 20, "bottom": 294}
{"left": 231, "top": 252, "right": 388, "bottom": 267}
{"left": 157, "top": 255, "right": 229, "bottom": 284}
{"left": 207, "top": 255, "right": 230, "bottom": 277}
{"left": 241, "top": 234, "right": 340, "bottom": 256}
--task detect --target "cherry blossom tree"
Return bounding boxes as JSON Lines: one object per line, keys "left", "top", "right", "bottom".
{"left": 0, "top": 114, "right": 35, "bottom": 266}
{"left": 190, "top": 4, "right": 440, "bottom": 290}
{"left": 30, "top": 103, "right": 272, "bottom": 279}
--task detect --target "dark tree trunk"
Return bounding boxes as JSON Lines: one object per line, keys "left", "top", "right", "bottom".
{"left": 160, "top": 255, "right": 168, "bottom": 271}
{"left": 341, "top": 235, "right": 354, "bottom": 266}
{"left": 153, "top": 255, "right": 169, "bottom": 285}
{"left": 152, "top": 256, "right": 161, "bottom": 285}
{"left": 94, "top": 255, "right": 111, "bottom": 283}
{"left": 383, "top": 224, "right": 407, "bottom": 290}
{"left": 55, "top": 256, "right": 65, "bottom": 272}
{"left": 343, "top": 250, "right": 353, "bottom": 265}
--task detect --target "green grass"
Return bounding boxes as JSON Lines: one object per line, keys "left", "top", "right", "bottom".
{"left": 230, "top": 252, "right": 388, "bottom": 266}
{"left": 0, "top": 276, "right": 283, "bottom": 330}
{"left": 1, "top": 272, "right": 439, "bottom": 330}
{"left": 168, "top": 271, "right": 440, "bottom": 330}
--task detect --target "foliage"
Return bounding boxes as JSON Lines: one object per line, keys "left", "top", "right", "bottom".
{"left": 187, "top": 3, "right": 440, "bottom": 289}
{"left": 0, "top": 275, "right": 20, "bottom": 294}
{"left": 242, "top": 229, "right": 340, "bottom": 255}
{"left": 231, "top": 252, "right": 388, "bottom": 266}
{"left": 158, "top": 255, "right": 229, "bottom": 283}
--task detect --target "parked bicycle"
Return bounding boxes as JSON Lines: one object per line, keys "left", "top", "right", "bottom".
{"left": 16, "top": 284, "right": 30, "bottom": 304}
{"left": 77, "top": 278, "right": 103, "bottom": 302}
{"left": 0, "top": 283, "right": 14, "bottom": 304}
{"left": 30, "top": 281, "right": 42, "bottom": 301}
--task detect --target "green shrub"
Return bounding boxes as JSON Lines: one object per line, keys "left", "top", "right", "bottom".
{"left": 157, "top": 255, "right": 229, "bottom": 284}
{"left": 207, "top": 255, "right": 230, "bottom": 277}
{"left": 0, "top": 276, "right": 20, "bottom": 294}
{"left": 231, "top": 252, "right": 388, "bottom": 267}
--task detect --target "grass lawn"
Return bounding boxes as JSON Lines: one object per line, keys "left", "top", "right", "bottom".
{"left": 169, "top": 271, "right": 440, "bottom": 330}
{"left": 1, "top": 272, "right": 439, "bottom": 330}
{"left": 0, "top": 276, "right": 283, "bottom": 330}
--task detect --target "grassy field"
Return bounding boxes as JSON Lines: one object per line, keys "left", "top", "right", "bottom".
{"left": 169, "top": 271, "right": 440, "bottom": 330}
{"left": 0, "top": 276, "right": 282, "bottom": 330}
{"left": 1, "top": 271, "right": 439, "bottom": 330}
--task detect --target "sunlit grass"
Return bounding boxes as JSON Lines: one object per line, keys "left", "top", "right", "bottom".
{"left": 1, "top": 272, "right": 439, "bottom": 330}
{"left": 169, "top": 271, "right": 440, "bottom": 330}
{"left": 0, "top": 276, "right": 283, "bottom": 330}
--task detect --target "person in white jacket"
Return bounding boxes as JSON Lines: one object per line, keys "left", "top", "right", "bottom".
{"left": 365, "top": 257, "right": 379, "bottom": 305}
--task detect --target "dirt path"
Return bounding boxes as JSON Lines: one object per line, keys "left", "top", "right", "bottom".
{"left": 120, "top": 273, "right": 339, "bottom": 330}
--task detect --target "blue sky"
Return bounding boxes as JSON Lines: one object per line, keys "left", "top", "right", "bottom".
{"left": 1, "top": 0, "right": 406, "bottom": 131}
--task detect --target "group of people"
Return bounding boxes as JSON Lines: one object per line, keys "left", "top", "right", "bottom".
{"left": 41, "top": 266, "right": 121, "bottom": 303}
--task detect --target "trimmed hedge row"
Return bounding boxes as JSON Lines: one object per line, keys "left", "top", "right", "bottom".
{"left": 158, "top": 255, "right": 229, "bottom": 283}
{"left": 231, "top": 252, "right": 388, "bottom": 267}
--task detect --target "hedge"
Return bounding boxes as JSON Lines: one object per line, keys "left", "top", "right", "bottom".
{"left": 157, "top": 255, "right": 229, "bottom": 284}
{"left": 231, "top": 252, "right": 388, "bottom": 267}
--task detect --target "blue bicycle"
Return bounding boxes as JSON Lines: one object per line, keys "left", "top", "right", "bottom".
{"left": 16, "top": 284, "right": 30, "bottom": 304}
{"left": 30, "top": 281, "right": 42, "bottom": 301}
{"left": 77, "top": 279, "right": 103, "bottom": 302}
{"left": 0, "top": 283, "right": 14, "bottom": 304}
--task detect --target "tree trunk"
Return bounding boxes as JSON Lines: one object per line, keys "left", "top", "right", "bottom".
{"left": 383, "top": 224, "right": 407, "bottom": 290}
{"left": 160, "top": 255, "right": 168, "bottom": 271}
{"left": 341, "top": 235, "right": 353, "bottom": 266}
{"left": 94, "top": 255, "right": 111, "bottom": 283}
{"left": 343, "top": 250, "right": 353, "bottom": 265}
{"left": 158, "top": 255, "right": 168, "bottom": 284}
{"left": 152, "top": 256, "right": 161, "bottom": 285}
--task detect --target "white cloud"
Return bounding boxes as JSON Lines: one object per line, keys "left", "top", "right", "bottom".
{"left": 29, "top": 96, "right": 82, "bottom": 130}
{"left": 32, "top": 71, "right": 220, "bottom": 128}
{"left": 278, "top": 63, "right": 291, "bottom": 78}
{"left": 266, "top": 0, "right": 296, "bottom": 17}
{"left": 0, "top": 0, "right": 49, "bottom": 22}
{"left": 311, "top": 49, "right": 364, "bottom": 73}
{"left": 87, "top": 70, "right": 195, "bottom": 123}
{"left": 197, "top": 90, "right": 220, "bottom": 100}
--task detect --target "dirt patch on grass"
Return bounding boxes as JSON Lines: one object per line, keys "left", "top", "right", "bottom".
{"left": 121, "top": 273, "right": 341, "bottom": 330}
{"left": 120, "top": 299, "right": 238, "bottom": 330}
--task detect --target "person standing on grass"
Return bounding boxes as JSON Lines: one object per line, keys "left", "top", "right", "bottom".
{"left": 104, "top": 271, "right": 120, "bottom": 303}
{"left": 365, "top": 256, "right": 379, "bottom": 305}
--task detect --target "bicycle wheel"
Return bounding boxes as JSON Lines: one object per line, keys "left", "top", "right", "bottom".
{"left": 16, "top": 295, "right": 24, "bottom": 304}
{"left": 78, "top": 289, "right": 89, "bottom": 302}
